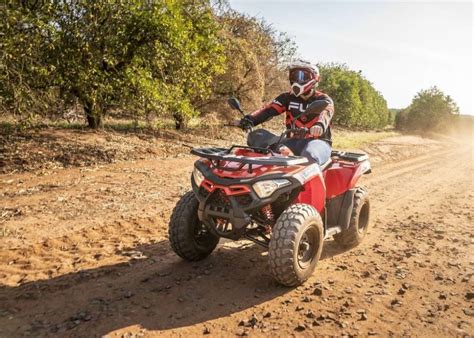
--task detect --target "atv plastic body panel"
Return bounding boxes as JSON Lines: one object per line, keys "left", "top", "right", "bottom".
{"left": 191, "top": 143, "right": 371, "bottom": 240}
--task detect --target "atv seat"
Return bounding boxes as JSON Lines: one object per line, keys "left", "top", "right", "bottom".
{"left": 247, "top": 129, "right": 334, "bottom": 171}
{"left": 247, "top": 129, "right": 281, "bottom": 149}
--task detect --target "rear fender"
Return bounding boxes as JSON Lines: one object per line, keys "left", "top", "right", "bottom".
{"left": 324, "top": 159, "right": 371, "bottom": 199}
{"left": 326, "top": 189, "right": 356, "bottom": 230}
{"left": 350, "top": 159, "right": 371, "bottom": 187}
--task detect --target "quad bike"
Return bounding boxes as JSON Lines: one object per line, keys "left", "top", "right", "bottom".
{"left": 168, "top": 98, "right": 371, "bottom": 286}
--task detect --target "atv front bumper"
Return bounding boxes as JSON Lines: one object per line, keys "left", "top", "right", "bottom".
{"left": 191, "top": 162, "right": 301, "bottom": 240}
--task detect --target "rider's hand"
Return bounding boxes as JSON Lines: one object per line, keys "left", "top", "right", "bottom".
{"left": 290, "top": 128, "right": 308, "bottom": 139}
{"left": 237, "top": 116, "right": 253, "bottom": 132}
{"left": 309, "top": 125, "right": 323, "bottom": 137}
{"left": 278, "top": 145, "right": 294, "bottom": 156}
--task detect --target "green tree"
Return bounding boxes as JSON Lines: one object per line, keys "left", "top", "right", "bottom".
{"left": 1, "top": 2, "right": 58, "bottom": 119}
{"left": 318, "top": 63, "right": 389, "bottom": 129}
{"left": 2, "top": 1, "right": 225, "bottom": 128}
{"left": 396, "top": 86, "right": 459, "bottom": 132}
{"left": 388, "top": 108, "right": 402, "bottom": 126}
{"left": 199, "top": 8, "right": 297, "bottom": 114}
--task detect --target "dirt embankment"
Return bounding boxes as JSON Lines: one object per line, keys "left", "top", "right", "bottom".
{"left": 0, "top": 127, "right": 242, "bottom": 174}
{"left": 0, "top": 129, "right": 472, "bottom": 337}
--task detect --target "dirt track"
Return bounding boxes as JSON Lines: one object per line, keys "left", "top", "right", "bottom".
{"left": 1, "top": 134, "right": 473, "bottom": 337}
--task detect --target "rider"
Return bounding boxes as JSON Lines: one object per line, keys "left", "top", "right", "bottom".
{"left": 236, "top": 60, "right": 334, "bottom": 165}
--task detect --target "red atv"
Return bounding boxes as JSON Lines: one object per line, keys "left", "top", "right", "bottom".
{"left": 169, "top": 98, "right": 371, "bottom": 286}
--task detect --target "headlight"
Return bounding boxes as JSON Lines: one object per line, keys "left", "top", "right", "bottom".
{"left": 252, "top": 179, "right": 291, "bottom": 198}
{"left": 193, "top": 167, "right": 205, "bottom": 186}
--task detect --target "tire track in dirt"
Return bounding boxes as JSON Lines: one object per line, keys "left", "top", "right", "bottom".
{"left": 0, "top": 148, "right": 451, "bottom": 284}
{"left": 1, "top": 139, "right": 472, "bottom": 337}
{"left": 363, "top": 148, "right": 452, "bottom": 186}
{"left": 346, "top": 145, "right": 473, "bottom": 336}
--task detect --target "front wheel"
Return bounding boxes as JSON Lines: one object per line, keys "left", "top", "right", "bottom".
{"left": 334, "top": 187, "right": 370, "bottom": 248}
{"left": 268, "top": 204, "right": 324, "bottom": 287}
{"left": 169, "top": 191, "right": 219, "bottom": 261}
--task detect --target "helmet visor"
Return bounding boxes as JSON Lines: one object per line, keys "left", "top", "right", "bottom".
{"left": 289, "top": 69, "right": 313, "bottom": 84}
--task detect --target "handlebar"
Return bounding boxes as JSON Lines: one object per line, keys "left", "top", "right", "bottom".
{"left": 224, "top": 124, "right": 311, "bottom": 138}
{"left": 222, "top": 123, "right": 253, "bottom": 132}
{"left": 225, "top": 97, "right": 324, "bottom": 140}
{"left": 284, "top": 127, "right": 308, "bottom": 135}
{"left": 283, "top": 127, "right": 309, "bottom": 139}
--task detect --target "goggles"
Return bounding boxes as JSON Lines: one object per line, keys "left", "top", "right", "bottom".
{"left": 289, "top": 68, "right": 314, "bottom": 84}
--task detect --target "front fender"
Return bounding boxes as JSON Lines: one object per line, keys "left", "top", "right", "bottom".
{"left": 293, "top": 164, "right": 326, "bottom": 213}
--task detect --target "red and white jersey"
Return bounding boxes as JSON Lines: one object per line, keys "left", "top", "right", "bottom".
{"left": 247, "top": 90, "right": 335, "bottom": 143}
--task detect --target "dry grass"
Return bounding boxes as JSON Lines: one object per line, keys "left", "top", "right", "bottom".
{"left": 332, "top": 129, "right": 399, "bottom": 150}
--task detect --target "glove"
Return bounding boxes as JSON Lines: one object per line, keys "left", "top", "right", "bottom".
{"left": 289, "top": 128, "right": 308, "bottom": 139}
{"left": 309, "top": 125, "right": 324, "bottom": 137}
{"left": 238, "top": 116, "right": 254, "bottom": 132}
{"left": 278, "top": 145, "right": 294, "bottom": 156}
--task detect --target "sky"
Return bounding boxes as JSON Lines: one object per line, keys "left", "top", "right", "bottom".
{"left": 229, "top": 0, "right": 473, "bottom": 115}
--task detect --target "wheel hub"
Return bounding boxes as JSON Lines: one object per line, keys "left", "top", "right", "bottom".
{"left": 298, "top": 241, "right": 310, "bottom": 257}
{"left": 194, "top": 222, "right": 213, "bottom": 246}
{"left": 297, "top": 230, "right": 316, "bottom": 268}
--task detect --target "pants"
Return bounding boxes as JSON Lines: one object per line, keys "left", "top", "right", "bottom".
{"left": 283, "top": 138, "right": 331, "bottom": 165}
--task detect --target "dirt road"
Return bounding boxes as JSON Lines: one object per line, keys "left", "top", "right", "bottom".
{"left": 1, "top": 135, "right": 473, "bottom": 337}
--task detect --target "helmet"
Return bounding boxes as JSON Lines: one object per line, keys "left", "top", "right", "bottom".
{"left": 288, "top": 60, "right": 320, "bottom": 97}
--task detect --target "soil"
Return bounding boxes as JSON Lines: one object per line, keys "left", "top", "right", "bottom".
{"left": 0, "top": 129, "right": 473, "bottom": 337}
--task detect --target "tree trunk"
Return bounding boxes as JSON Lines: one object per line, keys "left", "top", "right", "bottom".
{"left": 172, "top": 112, "right": 184, "bottom": 130}
{"left": 86, "top": 114, "right": 102, "bottom": 129}
{"left": 84, "top": 102, "right": 103, "bottom": 129}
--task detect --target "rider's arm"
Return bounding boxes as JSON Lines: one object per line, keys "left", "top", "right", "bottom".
{"left": 245, "top": 93, "right": 289, "bottom": 126}
{"left": 313, "top": 94, "right": 334, "bottom": 133}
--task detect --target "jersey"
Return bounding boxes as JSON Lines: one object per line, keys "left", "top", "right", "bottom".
{"left": 246, "top": 90, "right": 335, "bottom": 144}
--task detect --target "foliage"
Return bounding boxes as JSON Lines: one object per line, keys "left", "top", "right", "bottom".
{"left": 1, "top": 2, "right": 58, "bottom": 120}
{"left": 199, "top": 7, "right": 297, "bottom": 115}
{"left": 2, "top": 1, "right": 393, "bottom": 131}
{"left": 2, "top": 1, "right": 225, "bottom": 128}
{"left": 395, "top": 86, "right": 459, "bottom": 132}
{"left": 388, "top": 108, "right": 402, "bottom": 126}
{"left": 318, "top": 63, "right": 389, "bottom": 129}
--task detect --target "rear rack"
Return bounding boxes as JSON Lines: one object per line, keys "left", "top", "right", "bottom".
{"left": 331, "top": 150, "right": 368, "bottom": 162}
{"left": 191, "top": 146, "right": 309, "bottom": 168}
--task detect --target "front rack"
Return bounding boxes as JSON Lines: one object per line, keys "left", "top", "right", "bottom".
{"left": 191, "top": 145, "right": 309, "bottom": 168}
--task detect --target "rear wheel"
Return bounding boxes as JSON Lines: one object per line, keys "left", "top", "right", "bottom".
{"left": 334, "top": 187, "right": 370, "bottom": 248}
{"left": 169, "top": 191, "right": 219, "bottom": 261}
{"left": 268, "top": 204, "right": 324, "bottom": 287}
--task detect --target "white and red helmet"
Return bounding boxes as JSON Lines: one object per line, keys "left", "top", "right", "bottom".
{"left": 288, "top": 60, "right": 320, "bottom": 97}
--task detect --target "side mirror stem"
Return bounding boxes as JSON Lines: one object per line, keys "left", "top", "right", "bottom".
{"left": 228, "top": 97, "right": 245, "bottom": 116}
